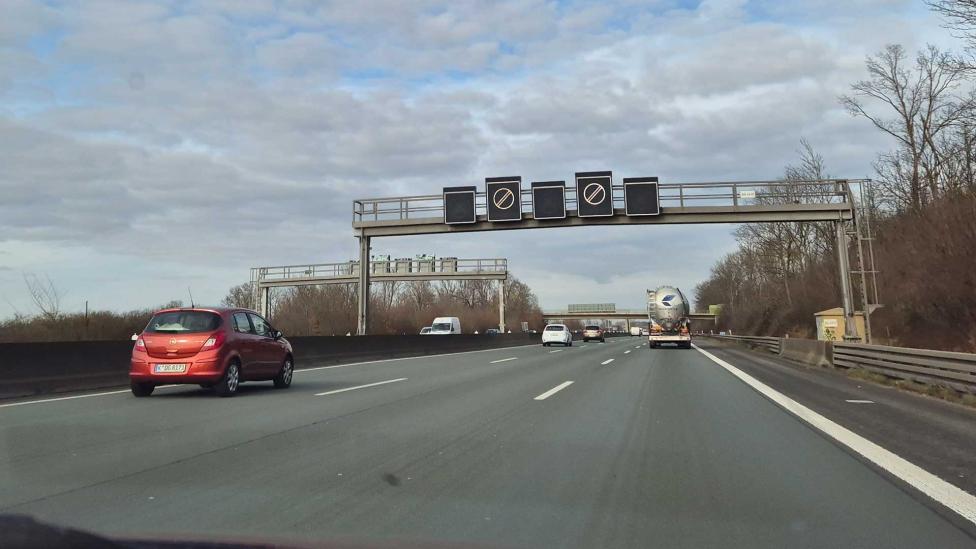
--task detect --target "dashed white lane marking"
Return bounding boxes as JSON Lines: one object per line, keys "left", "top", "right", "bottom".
{"left": 297, "top": 343, "right": 540, "bottom": 374}
{"left": 694, "top": 344, "right": 976, "bottom": 527}
{"left": 624, "top": 350, "right": 632, "bottom": 355}
{"left": 601, "top": 359, "right": 615, "bottom": 365}
{"left": 549, "top": 349, "right": 564, "bottom": 354}
{"left": 1, "top": 344, "right": 544, "bottom": 410}
{"left": 490, "top": 357, "right": 518, "bottom": 364}
{"left": 315, "top": 378, "right": 407, "bottom": 396}
{"left": 534, "top": 381, "right": 574, "bottom": 401}
{"left": 846, "top": 399, "right": 875, "bottom": 404}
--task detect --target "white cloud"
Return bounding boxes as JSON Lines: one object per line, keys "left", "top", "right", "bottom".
{"left": 0, "top": 0, "right": 960, "bottom": 317}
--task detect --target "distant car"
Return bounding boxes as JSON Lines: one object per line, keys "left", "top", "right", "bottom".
{"left": 129, "top": 307, "right": 293, "bottom": 398}
{"left": 582, "top": 324, "right": 605, "bottom": 343}
{"left": 485, "top": 328, "right": 499, "bottom": 335}
{"left": 542, "top": 324, "right": 572, "bottom": 347}
{"left": 420, "top": 326, "right": 432, "bottom": 335}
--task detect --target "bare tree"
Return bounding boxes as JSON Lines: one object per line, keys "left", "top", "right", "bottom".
{"left": 221, "top": 281, "right": 258, "bottom": 309}
{"left": 734, "top": 140, "right": 835, "bottom": 305}
{"left": 840, "top": 44, "right": 974, "bottom": 212}
{"left": 404, "top": 281, "right": 435, "bottom": 310}
{"left": 694, "top": 142, "right": 852, "bottom": 336}
{"left": 24, "top": 273, "right": 65, "bottom": 321}
{"left": 928, "top": 1, "right": 976, "bottom": 61}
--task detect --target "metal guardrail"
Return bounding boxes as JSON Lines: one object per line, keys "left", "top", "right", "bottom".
{"left": 833, "top": 343, "right": 976, "bottom": 394}
{"left": 352, "top": 179, "right": 858, "bottom": 223}
{"left": 710, "top": 335, "right": 976, "bottom": 394}
{"left": 712, "top": 335, "right": 781, "bottom": 354}
{"left": 252, "top": 258, "right": 507, "bottom": 283}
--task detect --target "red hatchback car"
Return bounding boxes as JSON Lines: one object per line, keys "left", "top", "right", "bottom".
{"left": 130, "top": 307, "right": 294, "bottom": 397}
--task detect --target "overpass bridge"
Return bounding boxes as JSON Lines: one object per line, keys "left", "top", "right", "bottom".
{"left": 542, "top": 309, "right": 717, "bottom": 328}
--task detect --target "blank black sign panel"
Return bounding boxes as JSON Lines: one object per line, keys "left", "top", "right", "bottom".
{"left": 443, "top": 186, "right": 477, "bottom": 224}
{"left": 575, "top": 171, "right": 613, "bottom": 217}
{"left": 623, "top": 177, "right": 660, "bottom": 216}
{"left": 531, "top": 181, "right": 566, "bottom": 220}
{"left": 486, "top": 176, "right": 522, "bottom": 222}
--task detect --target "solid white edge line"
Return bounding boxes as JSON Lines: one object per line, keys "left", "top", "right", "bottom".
{"left": 0, "top": 384, "right": 181, "bottom": 409}
{"left": 601, "top": 359, "right": 614, "bottom": 365}
{"left": 693, "top": 344, "right": 976, "bottom": 526}
{"left": 534, "top": 381, "right": 574, "bottom": 401}
{"left": 315, "top": 377, "right": 407, "bottom": 396}
{"left": 489, "top": 357, "right": 518, "bottom": 364}
{"left": 0, "top": 389, "right": 133, "bottom": 408}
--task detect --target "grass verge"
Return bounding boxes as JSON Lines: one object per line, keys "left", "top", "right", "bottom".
{"left": 846, "top": 368, "right": 976, "bottom": 409}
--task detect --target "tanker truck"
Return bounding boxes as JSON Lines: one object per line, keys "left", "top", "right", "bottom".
{"left": 647, "top": 285, "right": 692, "bottom": 349}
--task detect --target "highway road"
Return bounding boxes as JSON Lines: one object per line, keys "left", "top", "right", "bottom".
{"left": 1, "top": 338, "right": 974, "bottom": 548}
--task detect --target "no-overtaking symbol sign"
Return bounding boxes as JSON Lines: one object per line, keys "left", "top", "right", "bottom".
{"left": 582, "top": 182, "right": 606, "bottom": 205}
{"left": 486, "top": 177, "right": 522, "bottom": 222}
{"left": 575, "top": 171, "right": 613, "bottom": 217}
{"left": 493, "top": 187, "right": 516, "bottom": 209}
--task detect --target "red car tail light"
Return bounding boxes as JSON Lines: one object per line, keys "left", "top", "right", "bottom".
{"left": 202, "top": 330, "right": 226, "bottom": 350}
{"left": 134, "top": 337, "right": 146, "bottom": 350}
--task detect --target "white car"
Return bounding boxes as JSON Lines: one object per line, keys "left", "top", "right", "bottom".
{"left": 542, "top": 324, "right": 573, "bottom": 347}
{"left": 419, "top": 326, "right": 432, "bottom": 335}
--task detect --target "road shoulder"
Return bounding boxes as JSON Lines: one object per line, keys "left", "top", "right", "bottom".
{"left": 695, "top": 339, "right": 976, "bottom": 499}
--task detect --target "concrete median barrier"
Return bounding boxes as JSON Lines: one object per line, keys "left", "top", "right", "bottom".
{"left": 779, "top": 338, "right": 833, "bottom": 368}
{"left": 0, "top": 333, "right": 541, "bottom": 400}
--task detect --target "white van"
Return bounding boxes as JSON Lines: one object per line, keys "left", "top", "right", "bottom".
{"left": 429, "top": 317, "right": 461, "bottom": 335}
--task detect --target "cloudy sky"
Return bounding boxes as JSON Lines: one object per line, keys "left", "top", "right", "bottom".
{"left": 0, "top": 0, "right": 957, "bottom": 318}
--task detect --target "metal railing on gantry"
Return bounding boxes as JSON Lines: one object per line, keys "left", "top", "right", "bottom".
{"left": 352, "top": 179, "right": 861, "bottom": 236}
{"left": 251, "top": 258, "right": 507, "bottom": 288}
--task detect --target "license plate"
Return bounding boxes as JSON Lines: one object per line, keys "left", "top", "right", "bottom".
{"left": 154, "top": 363, "right": 187, "bottom": 373}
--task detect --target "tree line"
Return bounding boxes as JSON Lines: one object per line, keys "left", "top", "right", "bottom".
{"left": 224, "top": 277, "right": 544, "bottom": 336}
{"left": 695, "top": 0, "right": 976, "bottom": 351}
{"left": 0, "top": 275, "right": 544, "bottom": 342}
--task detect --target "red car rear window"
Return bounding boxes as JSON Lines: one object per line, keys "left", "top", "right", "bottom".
{"left": 145, "top": 311, "right": 222, "bottom": 334}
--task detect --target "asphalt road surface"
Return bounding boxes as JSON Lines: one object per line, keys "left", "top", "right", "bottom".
{"left": 2, "top": 338, "right": 974, "bottom": 548}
